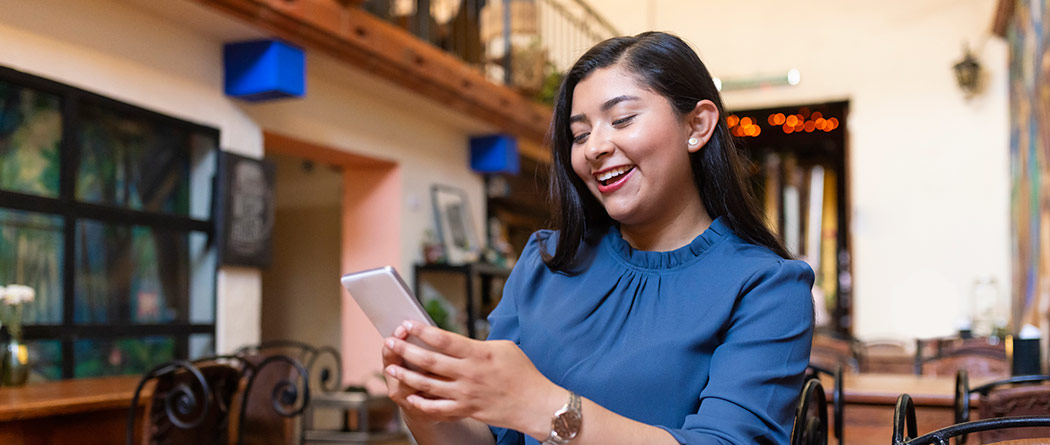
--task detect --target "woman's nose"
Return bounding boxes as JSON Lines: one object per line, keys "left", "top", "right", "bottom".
{"left": 585, "top": 130, "right": 614, "bottom": 161}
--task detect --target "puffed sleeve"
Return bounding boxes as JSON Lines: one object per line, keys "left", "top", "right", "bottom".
{"left": 659, "top": 259, "right": 815, "bottom": 445}
{"left": 486, "top": 232, "right": 547, "bottom": 445}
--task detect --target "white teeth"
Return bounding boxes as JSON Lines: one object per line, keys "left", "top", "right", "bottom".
{"left": 597, "top": 166, "right": 632, "bottom": 182}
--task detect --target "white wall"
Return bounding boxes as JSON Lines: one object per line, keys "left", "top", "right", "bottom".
{"left": 598, "top": 0, "right": 1012, "bottom": 340}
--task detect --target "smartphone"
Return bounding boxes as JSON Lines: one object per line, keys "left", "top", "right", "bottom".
{"left": 340, "top": 266, "right": 436, "bottom": 348}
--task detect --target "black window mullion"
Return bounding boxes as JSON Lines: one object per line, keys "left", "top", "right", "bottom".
{"left": 0, "top": 190, "right": 65, "bottom": 214}
{"left": 24, "top": 324, "right": 214, "bottom": 338}
{"left": 59, "top": 91, "right": 79, "bottom": 379}
{"left": 0, "top": 192, "right": 210, "bottom": 233}
{"left": 175, "top": 334, "right": 189, "bottom": 361}
{"left": 174, "top": 130, "right": 192, "bottom": 328}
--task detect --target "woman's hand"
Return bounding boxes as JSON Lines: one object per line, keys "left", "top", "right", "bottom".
{"left": 381, "top": 321, "right": 565, "bottom": 438}
{"left": 381, "top": 323, "right": 445, "bottom": 425}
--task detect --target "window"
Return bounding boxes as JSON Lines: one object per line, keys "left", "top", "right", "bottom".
{"left": 0, "top": 66, "right": 217, "bottom": 380}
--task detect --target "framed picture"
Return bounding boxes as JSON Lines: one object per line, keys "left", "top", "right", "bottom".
{"left": 215, "top": 151, "right": 275, "bottom": 268}
{"left": 430, "top": 184, "right": 480, "bottom": 265}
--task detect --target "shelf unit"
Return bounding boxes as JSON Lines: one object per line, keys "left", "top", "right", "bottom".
{"left": 413, "top": 263, "right": 512, "bottom": 339}
{"left": 301, "top": 391, "right": 410, "bottom": 444}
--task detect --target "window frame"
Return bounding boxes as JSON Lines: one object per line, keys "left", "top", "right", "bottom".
{"left": 0, "top": 65, "right": 217, "bottom": 379}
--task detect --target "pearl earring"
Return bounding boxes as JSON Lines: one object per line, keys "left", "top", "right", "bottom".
{"left": 688, "top": 137, "right": 699, "bottom": 147}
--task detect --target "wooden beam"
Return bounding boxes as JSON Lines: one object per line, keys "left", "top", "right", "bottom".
{"left": 188, "top": 0, "right": 553, "bottom": 163}
{"left": 992, "top": 0, "right": 1014, "bottom": 37}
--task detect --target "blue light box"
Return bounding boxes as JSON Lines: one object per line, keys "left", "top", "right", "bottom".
{"left": 470, "top": 134, "right": 519, "bottom": 174}
{"left": 223, "top": 39, "right": 305, "bottom": 101}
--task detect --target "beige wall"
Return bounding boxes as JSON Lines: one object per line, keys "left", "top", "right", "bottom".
{"left": 598, "top": 0, "right": 1011, "bottom": 340}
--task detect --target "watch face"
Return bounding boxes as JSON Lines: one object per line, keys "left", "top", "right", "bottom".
{"left": 553, "top": 410, "right": 582, "bottom": 438}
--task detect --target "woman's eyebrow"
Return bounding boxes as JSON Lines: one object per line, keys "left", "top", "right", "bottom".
{"left": 601, "top": 95, "right": 639, "bottom": 112}
{"left": 569, "top": 95, "right": 641, "bottom": 124}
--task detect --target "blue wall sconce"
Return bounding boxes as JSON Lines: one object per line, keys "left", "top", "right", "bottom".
{"left": 470, "top": 134, "right": 520, "bottom": 174}
{"left": 223, "top": 39, "right": 305, "bottom": 101}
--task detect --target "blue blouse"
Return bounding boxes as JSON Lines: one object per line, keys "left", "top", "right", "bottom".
{"left": 486, "top": 217, "right": 814, "bottom": 445}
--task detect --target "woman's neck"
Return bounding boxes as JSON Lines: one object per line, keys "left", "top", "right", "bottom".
{"left": 619, "top": 200, "right": 713, "bottom": 252}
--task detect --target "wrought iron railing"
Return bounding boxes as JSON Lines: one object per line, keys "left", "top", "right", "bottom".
{"left": 362, "top": 0, "right": 620, "bottom": 103}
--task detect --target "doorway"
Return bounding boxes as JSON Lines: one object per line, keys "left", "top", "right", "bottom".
{"left": 730, "top": 101, "right": 852, "bottom": 336}
{"left": 261, "top": 131, "right": 400, "bottom": 386}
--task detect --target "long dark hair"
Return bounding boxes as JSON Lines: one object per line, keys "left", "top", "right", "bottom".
{"left": 543, "top": 31, "right": 788, "bottom": 271}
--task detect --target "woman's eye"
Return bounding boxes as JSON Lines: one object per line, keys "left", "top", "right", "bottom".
{"left": 572, "top": 133, "right": 589, "bottom": 144}
{"left": 612, "top": 115, "right": 636, "bottom": 127}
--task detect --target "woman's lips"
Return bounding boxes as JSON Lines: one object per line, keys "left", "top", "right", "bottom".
{"left": 596, "top": 167, "right": 635, "bottom": 193}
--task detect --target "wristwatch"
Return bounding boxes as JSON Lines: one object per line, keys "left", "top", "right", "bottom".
{"left": 542, "top": 391, "right": 582, "bottom": 445}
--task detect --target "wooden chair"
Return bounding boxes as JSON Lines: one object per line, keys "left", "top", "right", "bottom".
{"left": 233, "top": 341, "right": 340, "bottom": 445}
{"left": 915, "top": 336, "right": 1009, "bottom": 378}
{"left": 126, "top": 358, "right": 245, "bottom": 445}
{"left": 127, "top": 352, "right": 314, "bottom": 445}
{"left": 234, "top": 353, "right": 311, "bottom": 445}
{"left": 810, "top": 333, "right": 860, "bottom": 373}
{"left": 892, "top": 392, "right": 1050, "bottom": 445}
{"left": 791, "top": 378, "right": 828, "bottom": 445}
{"left": 804, "top": 364, "right": 844, "bottom": 444}
{"left": 857, "top": 339, "right": 913, "bottom": 374}
{"left": 954, "top": 370, "right": 1050, "bottom": 444}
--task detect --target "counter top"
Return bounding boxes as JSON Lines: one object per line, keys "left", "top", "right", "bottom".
{"left": 0, "top": 375, "right": 148, "bottom": 422}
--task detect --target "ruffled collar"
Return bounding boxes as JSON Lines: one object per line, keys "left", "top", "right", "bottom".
{"left": 604, "top": 217, "right": 730, "bottom": 270}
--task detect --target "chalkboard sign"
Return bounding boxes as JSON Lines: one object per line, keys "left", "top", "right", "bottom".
{"left": 215, "top": 151, "right": 275, "bottom": 267}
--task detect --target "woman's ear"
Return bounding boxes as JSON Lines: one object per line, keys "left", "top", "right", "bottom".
{"left": 686, "top": 100, "right": 719, "bottom": 153}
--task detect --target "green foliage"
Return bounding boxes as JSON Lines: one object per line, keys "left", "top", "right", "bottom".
{"left": 73, "top": 337, "right": 174, "bottom": 378}
{"left": 424, "top": 298, "right": 450, "bottom": 330}
{"left": 0, "top": 83, "right": 61, "bottom": 197}
{"left": 535, "top": 64, "right": 565, "bottom": 107}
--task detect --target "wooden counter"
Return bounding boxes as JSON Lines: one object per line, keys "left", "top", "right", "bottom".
{"left": 0, "top": 375, "right": 149, "bottom": 445}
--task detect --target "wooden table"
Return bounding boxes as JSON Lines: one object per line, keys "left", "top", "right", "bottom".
{"left": 822, "top": 373, "right": 996, "bottom": 445}
{"left": 0, "top": 375, "right": 149, "bottom": 445}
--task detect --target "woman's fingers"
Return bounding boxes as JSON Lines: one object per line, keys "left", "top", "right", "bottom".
{"left": 385, "top": 335, "right": 460, "bottom": 377}
{"left": 405, "top": 393, "right": 466, "bottom": 421}
{"left": 402, "top": 321, "right": 474, "bottom": 359}
{"left": 393, "top": 324, "right": 409, "bottom": 339}
{"left": 385, "top": 363, "right": 460, "bottom": 399}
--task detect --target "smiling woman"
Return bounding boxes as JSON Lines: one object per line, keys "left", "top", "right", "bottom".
{"left": 567, "top": 68, "right": 715, "bottom": 250}
{"left": 380, "top": 32, "right": 814, "bottom": 445}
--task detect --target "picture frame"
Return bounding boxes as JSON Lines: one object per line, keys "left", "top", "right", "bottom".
{"left": 215, "top": 151, "right": 276, "bottom": 268}
{"left": 430, "top": 184, "right": 480, "bottom": 265}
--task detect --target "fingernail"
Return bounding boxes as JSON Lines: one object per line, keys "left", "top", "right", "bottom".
{"left": 404, "top": 321, "right": 415, "bottom": 330}
{"left": 385, "top": 366, "right": 397, "bottom": 377}
{"left": 394, "top": 326, "right": 406, "bottom": 337}
{"left": 385, "top": 338, "right": 395, "bottom": 349}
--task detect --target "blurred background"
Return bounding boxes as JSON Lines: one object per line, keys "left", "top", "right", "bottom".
{"left": 0, "top": 0, "right": 1043, "bottom": 391}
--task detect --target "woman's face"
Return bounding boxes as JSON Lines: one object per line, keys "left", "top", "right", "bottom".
{"left": 568, "top": 65, "right": 701, "bottom": 228}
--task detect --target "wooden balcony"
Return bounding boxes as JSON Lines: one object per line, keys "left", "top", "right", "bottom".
{"left": 189, "top": 0, "right": 553, "bottom": 163}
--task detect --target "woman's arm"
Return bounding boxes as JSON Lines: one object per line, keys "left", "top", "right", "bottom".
{"left": 384, "top": 321, "right": 680, "bottom": 445}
